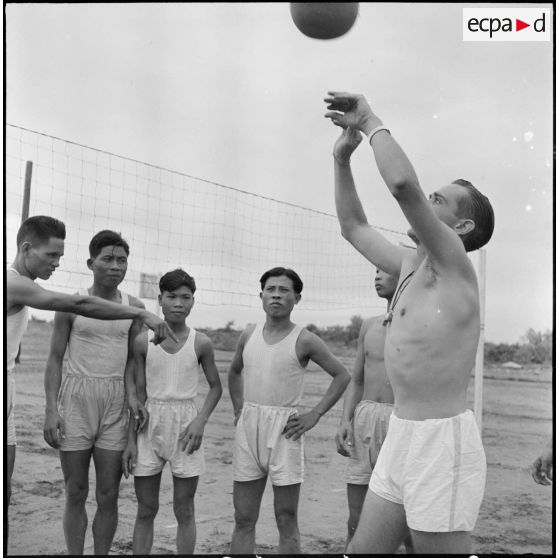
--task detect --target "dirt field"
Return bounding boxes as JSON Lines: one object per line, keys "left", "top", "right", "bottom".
{"left": 7, "top": 321, "right": 554, "bottom": 555}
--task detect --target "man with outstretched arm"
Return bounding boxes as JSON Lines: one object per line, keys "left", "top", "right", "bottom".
{"left": 324, "top": 92, "right": 494, "bottom": 554}
{"left": 6, "top": 216, "right": 176, "bottom": 540}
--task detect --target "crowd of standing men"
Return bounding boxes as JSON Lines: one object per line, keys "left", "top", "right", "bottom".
{"left": 9, "top": 91, "right": 551, "bottom": 556}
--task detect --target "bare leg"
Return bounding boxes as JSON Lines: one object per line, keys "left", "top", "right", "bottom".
{"left": 173, "top": 475, "right": 199, "bottom": 554}
{"left": 133, "top": 473, "right": 162, "bottom": 555}
{"left": 410, "top": 529, "right": 472, "bottom": 554}
{"left": 273, "top": 483, "right": 301, "bottom": 554}
{"left": 347, "top": 489, "right": 408, "bottom": 554}
{"left": 345, "top": 483, "right": 368, "bottom": 549}
{"left": 6, "top": 444, "right": 16, "bottom": 541}
{"left": 403, "top": 533, "right": 415, "bottom": 553}
{"left": 92, "top": 447, "right": 123, "bottom": 555}
{"left": 230, "top": 477, "right": 267, "bottom": 554}
{"left": 60, "top": 449, "right": 93, "bottom": 555}
{"left": 7, "top": 445, "right": 16, "bottom": 506}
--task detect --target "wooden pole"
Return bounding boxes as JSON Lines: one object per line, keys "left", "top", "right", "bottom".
{"left": 474, "top": 249, "right": 487, "bottom": 435}
{"left": 21, "top": 160, "right": 33, "bottom": 223}
{"left": 15, "top": 161, "right": 33, "bottom": 365}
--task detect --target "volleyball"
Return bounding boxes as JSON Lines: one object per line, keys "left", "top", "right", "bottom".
{"left": 290, "top": 3, "right": 359, "bottom": 40}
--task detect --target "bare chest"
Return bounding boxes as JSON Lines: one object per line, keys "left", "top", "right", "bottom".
{"left": 363, "top": 320, "right": 388, "bottom": 359}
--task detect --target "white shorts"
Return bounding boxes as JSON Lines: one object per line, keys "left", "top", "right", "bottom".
{"left": 135, "top": 398, "right": 205, "bottom": 478}
{"left": 58, "top": 374, "right": 128, "bottom": 452}
{"left": 344, "top": 400, "right": 393, "bottom": 484}
{"left": 7, "top": 371, "right": 16, "bottom": 446}
{"left": 369, "top": 409, "right": 486, "bottom": 532}
{"left": 233, "top": 401, "right": 304, "bottom": 486}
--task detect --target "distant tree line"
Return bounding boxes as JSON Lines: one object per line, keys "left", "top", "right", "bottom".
{"left": 34, "top": 313, "right": 550, "bottom": 365}
{"left": 306, "top": 315, "right": 363, "bottom": 347}
{"left": 308, "top": 318, "right": 552, "bottom": 365}
{"left": 484, "top": 328, "right": 552, "bottom": 365}
{"left": 203, "top": 318, "right": 551, "bottom": 365}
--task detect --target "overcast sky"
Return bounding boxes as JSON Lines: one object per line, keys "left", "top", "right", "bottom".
{"left": 5, "top": 2, "right": 553, "bottom": 343}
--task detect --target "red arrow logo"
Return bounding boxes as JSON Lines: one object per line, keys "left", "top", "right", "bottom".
{"left": 516, "top": 19, "right": 530, "bottom": 31}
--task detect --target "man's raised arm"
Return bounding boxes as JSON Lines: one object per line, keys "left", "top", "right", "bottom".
{"left": 331, "top": 126, "right": 403, "bottom": 276}
{"left": 325, "top": 92, "right": 468, "bottom": 270}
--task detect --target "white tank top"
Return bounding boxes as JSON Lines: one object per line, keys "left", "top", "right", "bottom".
{"left": 146, "top": 328, "right": 200, "bottom": 400}
{"left": 6, "top": 268, "right": 29, "bottom": 373}
{"left": 66, "top": 289, "right": 133, "bottom": 378}
{"left": 243, "top": 323, "right": 306, "bottom": 407}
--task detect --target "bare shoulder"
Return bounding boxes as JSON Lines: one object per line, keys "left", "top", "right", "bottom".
{"left": 232, "top": 322, "right": 257, "bottom": 352}
{"left": 241, "top": 322, "right": 257, "bottom": 341}
{"left": 296, "top": 328, "right": 340, "bottom": 366}
{"left": 298, "top": 327, "right": 326, "bottom": 350}
{"left": 6, "top": 271, "right": 35, "bottom": 296}
{"left": 361, "top": 316, "right": 381, "bottom": 330}
{"left": 194, "top": 330, "right": 214, "bottom": 351}
{"left": 357, "top": 316, "right": 385, "bottom": 342}
{"left": 6, "top": 273, "right": 30, "bottom": 313}
{"left": 370, "top": 314, "right": 387, "bottom": 326}
{"left": 6, "top": 270, "right": 24, "bottom": 285}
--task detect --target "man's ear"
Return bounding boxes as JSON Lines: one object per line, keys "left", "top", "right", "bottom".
{"left": 20, "top": 241, "right": 32, "bottom": 255}
{"left": 455, "top": 218, "right": 475, "bottom": 237}
{"left": 259, "top": 292, "right": 263, "bottom": 300}
{"left": 86, "top": 258, "right": 93, "bottom": 270}
{"left": 294, "top": 293, "right": 302, "bottom": 305}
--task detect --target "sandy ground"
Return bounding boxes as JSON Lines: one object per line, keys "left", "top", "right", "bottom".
{"left": 6, "top": 321, "right": 554, "bottom": 555}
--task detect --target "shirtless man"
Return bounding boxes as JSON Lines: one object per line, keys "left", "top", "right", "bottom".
{"left": 228, "top": 267, "right": 350, "bottom": 554}
{"left": 324, "top": 92, "right": 494, "bottom": 554}
{"left": 6, "top": 216, "right": 174, "bottom": 531}
{"left": 336, "top": 268, "right": 411, "bottom": 552}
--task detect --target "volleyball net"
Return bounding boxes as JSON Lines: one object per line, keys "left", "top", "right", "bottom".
{"left": 5, "top": 124, "right": 413, "bottom": 323}
{"left": 5, "top": 123, "right": 487, "bottom": 430}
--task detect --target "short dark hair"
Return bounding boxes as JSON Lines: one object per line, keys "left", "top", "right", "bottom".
{"left": 159, "top": 268, "right": 196, "bottom": 294}
{"left": 89, "top": 230, "right": 130, "bottom": 259}
{"left": 259, "top": 267, "right": 303, "bottom": 294}
{"left": 452, "top": 179, "right": 494, "bottom": 252}
{"left": 16, "top": 215, "right": 66, "bottom": 248}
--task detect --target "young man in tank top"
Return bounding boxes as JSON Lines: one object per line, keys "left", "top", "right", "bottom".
{"left": 228, "top": 267, "right": 350, "bottom": 554}
{"left": 121, "top": 268, "right": 222, "bottom": 554}
{"left": 43, "top": 230, "right": 165, "bottom": 555}
{"left": 325, "top": 92, "right": 494, "bottom": 553}
{"left": 6, "top": 216, "right": 175, "bottom": 539}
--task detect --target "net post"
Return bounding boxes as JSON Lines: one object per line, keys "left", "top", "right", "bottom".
{"left": 139, "top": 272, "right": 162, "bottom": 317}
{"left": 15, "top": 160, "right": 33, "bottom": 364}
{"left": 474, "top": 249, "right": 487, "bottom": 435}
{"left": 21, "top": 160, "right": 33, "bottom": 223}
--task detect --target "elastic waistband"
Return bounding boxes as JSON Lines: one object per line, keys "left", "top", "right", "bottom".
{"left": 358, "top": 400, "right": 394, "bottom": 407}
{"left": 243, "top": 401, "right": 296, "bottom": 412}
{"left": 147, "top": 397, "right": 196, "bottom": 405}
{"left": 65, "top": 373, "right": 124, "bottom": 381}
{"left": 392, "top": 408, "right": 473, "bottom": 424}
